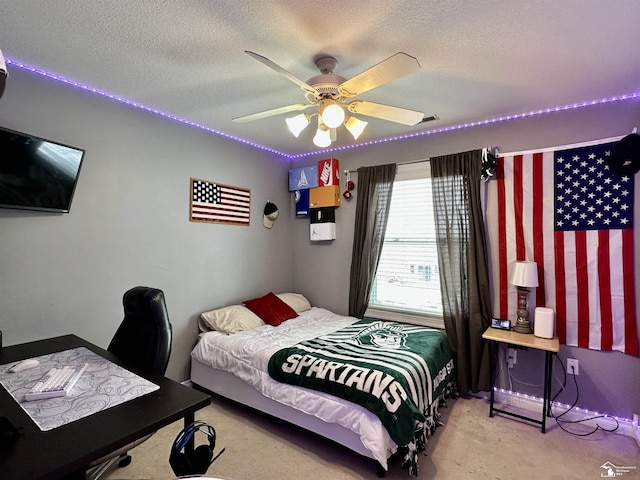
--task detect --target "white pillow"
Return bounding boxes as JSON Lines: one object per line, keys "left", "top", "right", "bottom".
{"left": 198, "top": 304, "right": 265, "bottom": 334}
{"left": 276, "top": 293, "right": 312, "bottom": 313}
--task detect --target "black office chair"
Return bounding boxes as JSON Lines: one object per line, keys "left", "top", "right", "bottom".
{"left": 86, "top": 286, "right": 172, "bottom": 480}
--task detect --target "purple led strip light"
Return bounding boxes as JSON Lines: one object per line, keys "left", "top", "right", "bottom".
{"left": 293, "top": 92, "right": 640, "bottom": 159}
{"left": 495, "top": 388, "right": 640, "bottom": 428}
{"left": 7, "top": 57, "right": 640, "bottom": 160}
{"left": 6, "top": 57, "right": 288, "bottom": 157}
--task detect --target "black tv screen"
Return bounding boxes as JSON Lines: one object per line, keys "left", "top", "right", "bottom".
{"left": 0, "top": 126, "right": 85, "bottom": 213}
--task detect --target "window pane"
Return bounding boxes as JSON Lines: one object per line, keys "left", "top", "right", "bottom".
{"left": 369, "top": 174, "right": 443, "bottom": 317}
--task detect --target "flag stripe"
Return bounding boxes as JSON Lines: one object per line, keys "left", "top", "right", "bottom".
{"left": 622, "top": 229, "right": 638, "bottom": 355}
{"left": 554, "top": 231, "right": 567, "bottom": 344}
{"left": 496, "top": 160, "right": 509, "bottom": 318}
{"left": 532, "top": 153, "right": 546, "bottom": 307}
{"left": 192, "top": 201, "right": 249, "bottom": 214}
{"left": 574, "top": 230, "right": 589, "bottom": 348}
{"left": 514, "top": 155, "right": 525, "bottom": 260}
{"left": 598, "top": 231, "right": 613, "bottom": 350}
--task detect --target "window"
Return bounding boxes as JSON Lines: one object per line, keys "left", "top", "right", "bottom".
{"left": 366, "top": 161, "right": 444, "bottom": 328}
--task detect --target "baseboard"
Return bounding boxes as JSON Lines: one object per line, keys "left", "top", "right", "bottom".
{"left": 491, "top": 389, "right": 640, "bottom": 447}
{"left": 183, "top": 377, "right": 640, "bottom": 449}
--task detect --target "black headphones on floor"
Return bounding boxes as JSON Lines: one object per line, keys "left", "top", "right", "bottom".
{"left": 169, "top": 421, "right": 225, "bottom": 476}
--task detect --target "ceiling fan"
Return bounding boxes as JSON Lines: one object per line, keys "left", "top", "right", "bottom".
{"left": 233, "top": 51, "right": 428, "bottom": 147}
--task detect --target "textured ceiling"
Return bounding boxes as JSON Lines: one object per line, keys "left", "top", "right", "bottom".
{"left": 1, "top": 1, "right": 639, "bottom": 155}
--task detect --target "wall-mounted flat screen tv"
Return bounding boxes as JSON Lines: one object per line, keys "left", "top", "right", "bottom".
{"left": 0, "top": 126, "right": 85, "bottom": 213}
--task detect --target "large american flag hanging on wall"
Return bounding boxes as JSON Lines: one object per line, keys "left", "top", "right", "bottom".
{"left": 486, "top": 138, "right": 638, "bottom": 355}
{"left": 190, "top": 178, "right": 251, "bottom": 226}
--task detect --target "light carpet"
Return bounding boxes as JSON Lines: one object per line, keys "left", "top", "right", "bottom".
{"left": 105, "top": 393, "right": 639, "bottom": 480}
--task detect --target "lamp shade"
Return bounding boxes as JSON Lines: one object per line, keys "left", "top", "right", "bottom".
{"left": 510, "top": 261, "right": 539, "bottom": 288}
{"left": 285, "top": 113, "right": 310, "bottom": 137}
{"left": 313, "top": 125, "right": 332, "bottom": 147}
{"left": 344, "top": 116, "right": 367, "bottom": 140}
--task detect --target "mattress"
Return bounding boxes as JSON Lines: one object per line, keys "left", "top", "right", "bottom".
{"left": 191, "top": 307, "right": 453, "bottom": 471}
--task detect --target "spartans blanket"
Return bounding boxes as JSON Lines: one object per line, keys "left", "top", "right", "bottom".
{"left": 268, "top": 319, "right": 454, "bottom": 460}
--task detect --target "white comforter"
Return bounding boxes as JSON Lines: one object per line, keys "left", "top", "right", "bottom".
{"left": 191, "top": 307, "right": 396, "bottom": 468}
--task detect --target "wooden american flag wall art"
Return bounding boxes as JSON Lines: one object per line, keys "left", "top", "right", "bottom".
{"left": 190, "top": 178, "right": 251, "bottom": 226}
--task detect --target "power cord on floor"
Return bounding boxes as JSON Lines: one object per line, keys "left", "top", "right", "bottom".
{"left": 550, "top": 354, "right": 619, "bottom": 436}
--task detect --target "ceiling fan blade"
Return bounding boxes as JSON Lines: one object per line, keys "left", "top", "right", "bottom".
{"left": 245, "top": 51, "right": 320, "bottom": 98}
{"left": 347, "top": 100, "right": 424, "bottom": 126}
{"left": 339, "top": 52, "right": 421, "bottom": 97}
{"left": 233, "top": 103, "right": 313, "bottom": 123}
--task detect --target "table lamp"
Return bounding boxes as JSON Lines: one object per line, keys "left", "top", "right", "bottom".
{"left": 510, "top": 261, "right": 538, "bottom": 334}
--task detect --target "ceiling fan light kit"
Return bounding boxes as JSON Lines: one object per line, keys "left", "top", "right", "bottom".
{"left": 234, "top": 51, "right": 426, "bottom": 148}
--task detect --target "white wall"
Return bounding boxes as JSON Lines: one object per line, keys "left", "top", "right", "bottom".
{"left": 0, "top": 70, "right": 293, "bottom": 380}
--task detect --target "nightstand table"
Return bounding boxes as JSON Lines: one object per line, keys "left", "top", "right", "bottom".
{"left": 482, "top": 327, "right": 559, "bottom": 433}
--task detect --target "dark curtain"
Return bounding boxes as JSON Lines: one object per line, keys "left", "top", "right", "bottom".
{"left": 348, "top": 164, "right": 396, "bottom": 318}
{"left": 430, "top": 149, "right": 492, "bottom": 393}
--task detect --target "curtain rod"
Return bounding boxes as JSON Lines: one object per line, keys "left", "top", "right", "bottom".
{"left": 344, "top": 157, "right": 430, "bottom": 174}
{"left": 343, "top": 147, "right": 496, "bottom": 174}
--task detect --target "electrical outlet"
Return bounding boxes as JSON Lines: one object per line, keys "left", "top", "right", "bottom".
{"left": 567, "top": 358, "right": 579, "bottom": 375}
{"left": 507, "top": 348, "right": 517, "bottom": 368}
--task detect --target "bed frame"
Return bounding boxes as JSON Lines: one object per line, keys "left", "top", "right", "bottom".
{"left": 190, "top": 358, "right": 387, "bottom": 477}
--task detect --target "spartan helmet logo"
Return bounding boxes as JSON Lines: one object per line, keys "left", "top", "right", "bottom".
{"left": 353, "top": 322, "right": 408, "bottom": 349}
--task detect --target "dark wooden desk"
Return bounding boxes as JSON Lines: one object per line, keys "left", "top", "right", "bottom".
{"left": 0, "top": 335, "right": 210, "bottom": 480}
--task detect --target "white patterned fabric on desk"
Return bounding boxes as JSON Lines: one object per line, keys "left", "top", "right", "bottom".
{"left": 0, "top": 347, "right": 159, "bottom": 431}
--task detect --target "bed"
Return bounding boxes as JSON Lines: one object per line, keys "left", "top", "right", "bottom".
{"left": 190, "top": 293, "right": 455, "bottom": 476}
